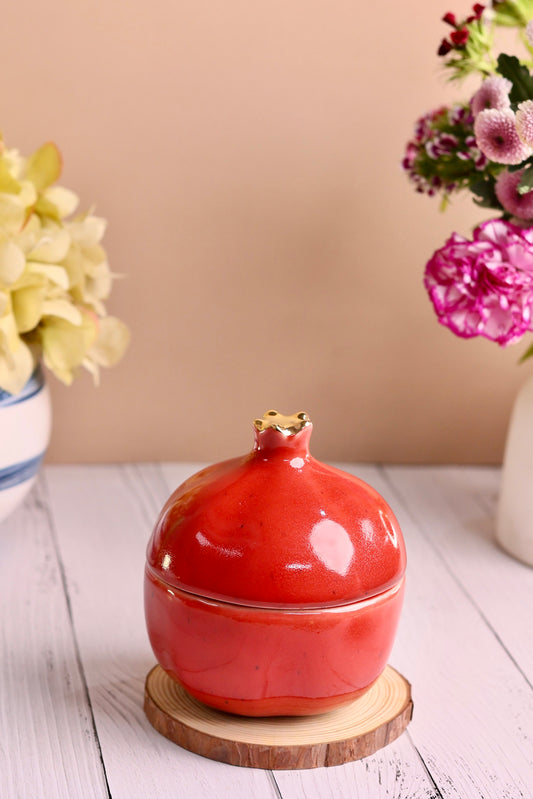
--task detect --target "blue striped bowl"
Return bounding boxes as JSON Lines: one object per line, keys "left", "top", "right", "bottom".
{"left": 0, "top": 367, "right": 52, "bottom": 523}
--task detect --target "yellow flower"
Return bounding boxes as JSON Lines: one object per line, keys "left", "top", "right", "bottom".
{"left": 0, "top": 239, "right": 26, "bottom": 285}
{"left": 0, "top": 293, "right": 34, "bottom": 393}
{"left": 84, "top": 316, "right": 130, "bottom": 383}
{"left": 0, "top": 132, "right": 129, "bottom": 393}
{"left": 40, "top": 312, "right": 98, "bottom": 385}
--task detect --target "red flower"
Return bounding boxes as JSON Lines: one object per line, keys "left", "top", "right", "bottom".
{"left": 467, "top": 5, "right": 485, "bottom": 22}
{"left": 438, "top": 38, "right": 453, "bottom": 56}
{"left": 451, "top": 27, "right": 470, "bottom": 46}
{"left": 442, "top": 11, "right": 457, "bottom": 26}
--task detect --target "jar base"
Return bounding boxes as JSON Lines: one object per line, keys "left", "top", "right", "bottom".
{"left": 144, "top": 664, "right": 413, "bottom": 768}
{"left": 173, "top": 673, "right": 376, "bottom": 717}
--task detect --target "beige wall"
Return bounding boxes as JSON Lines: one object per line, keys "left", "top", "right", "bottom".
{"left": 3, "top": 0, "right": 528, "bottom": 464}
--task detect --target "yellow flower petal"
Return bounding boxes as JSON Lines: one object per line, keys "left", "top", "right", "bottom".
{"left": 0, "top": 336, "right": 34, "bottom": 394}
{"left": 61, "top": 247, "right": 84, "bottom": 289}
{"left": 85, "top": 261, "right": 112, "bottom": 303}
{"left": 11, "top": 285, "right": 46, "bottom": 332}
{"left": 78, "top": 244, "right": 107, "bottom": 275}
{"left": 41, "top": 299, "right": 82, "bottom": 325}
{"left": 81, "top": 355, "right": 100, "bottom": 384}
{"left": 0, "top": 193, "right": 25, "bottom": 234}
{"left": 25, "top": 142, "right": 62, "bottom": 191}
{"left": 34, "top": 195, "right": 61, "bottom": 222}
{"left": 68, "top": 215, "right": 107, "bottom": 246}
{"left": 0, "top": 240, "right": 26, "bottom": 285}
{"left": 13, "top": 214, "right": 41, "bottom": 255}
{"left": 18, "top": 180, "right": 37, "bottom": 209}
{"left": 27, "top": 261, "right": 69, "bottom": 289}
{"left": 0, "top": 159, "right": 21, "bottom": 194}
{"left": 11, "top": 270, "right": 45, "bottom": 291}
{"left": 0, "top": 307, "right": 21, "bottom": 351}
{"left": 29, "top": 228, "right": 71, "bottom": 263}
{"left": 40, "top": 313, "right": 98, "bottom": 376}
{"left": 88, "top": 316, "right": 130, "bottom": 367}
{"left": 42, "top": 186, "right": 79, "bottom": 218}
{"left": 3, "top": 148, "right": 25, "bottom": 181}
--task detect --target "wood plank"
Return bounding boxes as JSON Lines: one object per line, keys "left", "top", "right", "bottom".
{"left": 44, "top": 464, "right": 278, "bottom": 799}
{"left": 273, "top": 733, "right": 441, "bottom": 799}
{"left": 160, "top": 463, "right": 444, "bottom": 798}
{"left": 0, "top": 478, "right": 108, "bottom": 799}
{"left": 348, "top": 464, "right": 533, "bottom": 799}
{"left": 384, "top": 465, "right": 533, "bottom": 682}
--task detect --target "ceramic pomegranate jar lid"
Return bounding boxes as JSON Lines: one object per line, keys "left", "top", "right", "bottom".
{"left": 146, "top": 411, "right": 406, "bottom": 609}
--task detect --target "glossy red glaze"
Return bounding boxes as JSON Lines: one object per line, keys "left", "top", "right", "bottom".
{"left": 146, "top": 422, "right": 406, "bottom": 608}
{"left": 144, "top": 414, "right": 407, "bottom": 716}
{"left": 145, "top": 571, "right": 405, "bottom": 716}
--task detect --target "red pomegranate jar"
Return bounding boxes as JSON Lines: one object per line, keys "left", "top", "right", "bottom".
{"left": 144, "top": 411, "right": 406, "bottom": 717}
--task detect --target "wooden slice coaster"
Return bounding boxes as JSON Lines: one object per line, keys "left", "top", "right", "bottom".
{"left": 144, "top": 665, "right": 413, "bottom": 770}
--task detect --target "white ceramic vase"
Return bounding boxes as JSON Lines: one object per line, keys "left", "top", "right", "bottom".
{"left": 496, "top": 374, "right": 533, "bottom": 567}
{"left": 0, "top": 368, "right": 52, "bottom": 523}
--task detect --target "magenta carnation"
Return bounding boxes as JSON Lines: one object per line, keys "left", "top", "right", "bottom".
{"left": 424, "top": 219, "right": 533, "bottom": 345}
{"left": 471, "top": 76, "right": 512, "bottom": 116}
{"left": 495, "top": 169, "right": 533, "bottom": 220}
{"left": 474, "top": 108, "right": 531, "bottom": 165}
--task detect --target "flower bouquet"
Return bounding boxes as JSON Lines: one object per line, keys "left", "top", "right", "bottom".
{"left": 0, "top": 133, "right": 129, "bottom": 395}
{"left": 403, "top": 0, "right": 533, "bottom": 358}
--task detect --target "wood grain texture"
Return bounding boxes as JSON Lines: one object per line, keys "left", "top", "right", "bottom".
{"left": 44, "top": 464, "right": 278, "bottom": 799}
{"left": 4, "top": 463, "right": 531, "bottom": 798}
{"left": 273, "top": 733, "right": 443, "bottom": 799}
{"left": 351, "top": 464, "right": 533, "bottom": 799}
{"left": 384, "top": 465, "right": 533, "bottom": 682}
{"left": 0, "top": 479, "right": 108, "bottom": 799}
{"left": 144, "top": 665, "right": 412, "bottom": 769}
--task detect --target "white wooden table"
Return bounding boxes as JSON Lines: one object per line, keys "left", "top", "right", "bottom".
{"left": 1, "top": 463, "right": 532, "bottom": 798}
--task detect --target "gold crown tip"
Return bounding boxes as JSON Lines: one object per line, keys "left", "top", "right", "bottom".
{"left": 253, "top": 410, "right": 311, "bottom": 435}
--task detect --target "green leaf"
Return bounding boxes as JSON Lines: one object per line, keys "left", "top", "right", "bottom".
{"left": 493, "top": 8, "right": 523, "bottom": 26}
{"left": 508, "top": 159, "right": 531, "bottom": 172}
{"left": 493, "top": 0, "right": 533, "bottom": 26}
{"left": 496, "top": 54, "right": 533, "bottom": 103}
{"left": 470, "top": 178, "right": 501, "bottom": 209}
{"left": 518, "top": 163, "right": 533, "bottom": 194}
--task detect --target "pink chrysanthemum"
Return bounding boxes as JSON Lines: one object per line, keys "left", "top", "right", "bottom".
{"left": 495, "top": 169, "right": 533, "bottom": 220}
{"left": 515, "top": 100, "right": 533, "bottom": 146}
{"left": 471, "top": 76, "right": 512, "bottom": 116}
{"left": 424, "top": 219, "right": 533, "bottom": 346}
{"left": 474, "top": 109, "right": 531, "bottom": 165}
